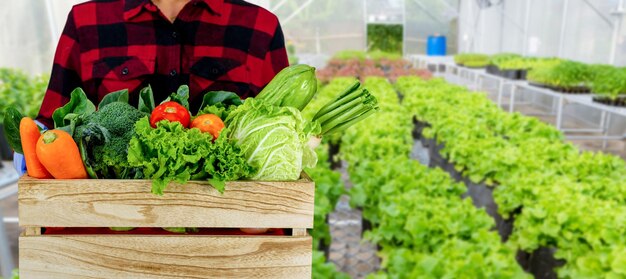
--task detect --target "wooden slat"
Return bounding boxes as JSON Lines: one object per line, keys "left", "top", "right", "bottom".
{"left": 23, "top": 227, "right": 41, "bottom": 236}
{"left": 18, "top": 175, "right": 315, "bottom": 228}
{"left": 292, "top": 229, "right": 307, "bottom": 236}
{"left": 20, "top": 235, "right": 312, "bottom": 279}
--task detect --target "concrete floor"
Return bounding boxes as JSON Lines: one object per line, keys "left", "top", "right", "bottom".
{"left": 0, "top": 193, "right": 18, "bottom": 268}
{"left": 0, "top": 161, "right": 19, "bottom": 274}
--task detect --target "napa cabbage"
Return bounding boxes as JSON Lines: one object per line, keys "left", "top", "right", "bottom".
{"left": 225, "top": 98, "right": 320, "bottom": 180}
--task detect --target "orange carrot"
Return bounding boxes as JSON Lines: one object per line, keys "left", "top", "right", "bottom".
{"left": 19, "top": 118, "right": 52, "bottom": 179}
{"left": 36, "top": 130, "right": 87, "bottom": 179}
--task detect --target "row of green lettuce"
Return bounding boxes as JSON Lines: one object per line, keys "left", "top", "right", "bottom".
{"left": 332, "top": 76, "right": 529, "bottom": 278}
{"left": 0, "top": 68, "right": 48, "bottom": 123}
{"left": 397, "top": 76, "right": 626, "bottom": 278}
{"left": 455, "top": 53, "right": 625, "bottom": 99}
{"left": 305, "top": 82, "right": 352, "bottom": 279}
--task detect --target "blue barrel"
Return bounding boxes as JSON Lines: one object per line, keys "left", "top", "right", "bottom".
{"left": 426, "top": 35, "right": 447, "bottom": 56}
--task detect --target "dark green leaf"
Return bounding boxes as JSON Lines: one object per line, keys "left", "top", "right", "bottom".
{"left": 51, "top": 88, "right": 95, "bottom": 128}
{"left": 198, "top": 91, "right": 242, "bottom": 114}
{"left": 76, "top": 123, "right": 111, "bottom": 179}
{"left": 165, "top": 85, "right": 190, "bottom": 109}
{"left": 138, "top": 85, "right": 155, "bottom": 114}
{"left": 3, "top": 107, "right": 24, "bottom": 154}
{"left": 98, "top": 89, "right": 129, "bottom": 110}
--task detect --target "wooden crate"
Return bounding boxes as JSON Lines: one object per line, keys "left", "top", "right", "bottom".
{"left": 18, "top": 174, "right": 315, "bottom": 279}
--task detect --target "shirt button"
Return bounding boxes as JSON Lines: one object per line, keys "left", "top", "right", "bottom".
{"left": 121, "top": 67, "right": 129, "bottom": 75}
{"left": 172, "top": 31, "right": 178, "bottom": 38}
{"left": 170, "top": 70, "right": 177, "bottom": 76}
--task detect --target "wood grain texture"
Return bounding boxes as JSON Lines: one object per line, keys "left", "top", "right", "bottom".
{"left": 20, "top": 235, "right": 312, "bottom": 279}
{"left": 23, "top": 227, "right": 41, "bottom": 236}
{"left": 18, "top": 175, "right": 314, "bottom": 228}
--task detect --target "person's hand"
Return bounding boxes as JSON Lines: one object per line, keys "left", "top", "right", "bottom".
{"left": 13, "top": 120, "right": 48, "bottom": 176}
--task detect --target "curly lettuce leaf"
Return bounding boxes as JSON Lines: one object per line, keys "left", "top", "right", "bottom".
{"left": 128, "top": 117, "right": 252, "bottom": 195}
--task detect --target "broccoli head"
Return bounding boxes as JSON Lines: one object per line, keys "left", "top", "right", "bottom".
{"left": 75, "top": 102, "right": 148, "bottom": 178}
{"left": 86, "top": 102, "right": 147, "bottom": 136}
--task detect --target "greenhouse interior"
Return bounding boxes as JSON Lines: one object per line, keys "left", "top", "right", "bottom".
{"left": 1, "top": 0, "right": 626, "bottom": 278}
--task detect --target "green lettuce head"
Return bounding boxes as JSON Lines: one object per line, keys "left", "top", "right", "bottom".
{"left": 226, "top": 98, "right": 319, "bottom": 181}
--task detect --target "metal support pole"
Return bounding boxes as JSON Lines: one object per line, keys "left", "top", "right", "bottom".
{"left": 603, "top": 114, "right": 613, "bottom": 150}
{"left": 523, "top": 0, "right": 532, "bottom": 55}
{"left": 497, "top": 79, "right": 505, "bottom": 107}
{"left": 270, "top": 0, "right": 289, "bottom": 12}
{"left": 555, "top": 95, "right": 565, "bottom": 130}
{"left": 402, "top": 0, "right": 407, "bottom": 56}
{"left": 281, "top": 0, "right": 314, "bottom": 25}
{"left": 582, "top": 0, "right": 614, "bottom": 26}
{"left": 479, "top": 5, "right": 485, "bottom": 53}
{"left": 610, "top": 0, "right": 625, "bottom": 65}
{"left": 551, "top": 93, "right": 558, "bottom": 115}
{"left": 558, "top": 0, "right": 570, "bottom": 57}
{"left": 363, "top": 0, "right": 368, "bottom": 51}
{"left": 599, "top": 110, "right": 608, "bottom": 131}
{"left": 509, "top": 84, "right": 517, "bottom": 113}
{"left": 499, "top": 1, "right": 505, "bottom": 52}
{"left": 0, "top": 206, "right": 15, "bottom": 279}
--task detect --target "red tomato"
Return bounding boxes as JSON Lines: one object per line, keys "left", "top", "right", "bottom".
{"left": 191, "top": 114, "right": 225, "bottom": 139}
{"left": 150, "top": 101, "right": 191, "bottom": 128}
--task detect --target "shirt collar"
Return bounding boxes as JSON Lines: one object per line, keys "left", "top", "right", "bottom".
{"left": 124, "top": 0, "right": 224, "bottom": 22}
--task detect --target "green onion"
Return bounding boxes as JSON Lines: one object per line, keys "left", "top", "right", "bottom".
{"left": 313, "top": 81, "right": 361, "bottom": 119}
{"left": 313, "top": 82, "right": 379, "bottom": 136}
{"left": 314, "top": 93, "right": 370, "bottom": 125}
{"left": 323, "top": 108, "right": 378, "bottom": 135}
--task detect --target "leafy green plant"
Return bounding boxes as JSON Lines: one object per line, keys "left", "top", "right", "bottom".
{"left": 338, "top": 77, "right": 528, "bottom": 278}
{"left": 489, "top": 56, "right": 562, "bottom": 71}
{"left": 397, "top": 75, "right": 626, "bottom": 277}
{"left": 527, "top": 60, "right": 594, "bottom": 88}
{"left": 287, "top": 42, "right": 299, "bottom": 65}
{"left": 333, "top": 50, "right": 368, "bottom": 61}
{"left": 306, "top": 81, "right": 352, "bottom": 277}
{"left": 0, "top": 68, "right": 48, "bottom": 123}
{"left": 489, "top": 53, "right": 521, "bottom": 65}
{"left": 590, "top": 67, "right": 626, "bottom": 100}
{"left": 312, "top": 251, "right": 350, "bottom": 279}
{"left": 306, "top": 144, "right": 345, "bottom": 249}
{"left": 454, "top": 53, "right": 490, "bottom": 66}
{"left": 367, "top": 24, "right": 403, "bottom": 54}
{"left": 368, "top": 50, "right": 403, "bottom": 62}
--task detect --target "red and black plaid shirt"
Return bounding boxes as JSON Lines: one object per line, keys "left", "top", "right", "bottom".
{"left": 38, "top": 0, "right": 288, "bottom": 128}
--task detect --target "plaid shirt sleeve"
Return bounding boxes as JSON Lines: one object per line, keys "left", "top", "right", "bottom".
{"left": 37, "top": 9, "right": 83, "bottom": 128}
{"left": 261, "top": 22, "right": 289, "bottom": 89}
